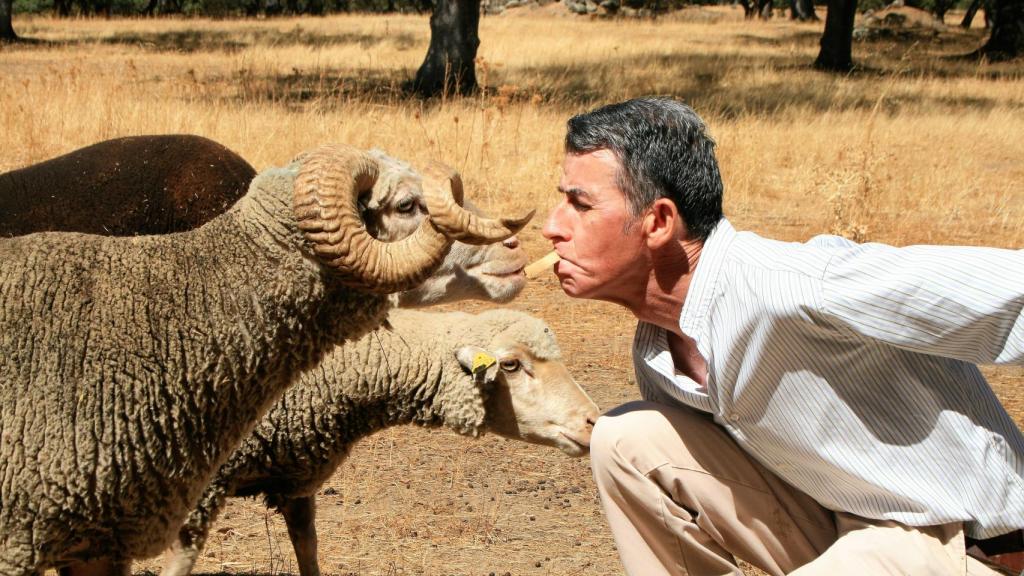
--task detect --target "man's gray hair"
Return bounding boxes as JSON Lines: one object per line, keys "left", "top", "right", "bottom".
{"left": 565, "top": 97, "right": 724, "bottom": 241}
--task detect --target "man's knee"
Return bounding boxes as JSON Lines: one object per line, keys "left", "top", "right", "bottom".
{"left": 591, "top": 400, "right": 689, "bottom": 477}
{"left": 593, "top": 400, "right": 659, "bottom": 451}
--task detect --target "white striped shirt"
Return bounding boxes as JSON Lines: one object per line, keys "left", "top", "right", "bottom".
{"left": 633, "top": 219, "right": 1024, "bottom": 539}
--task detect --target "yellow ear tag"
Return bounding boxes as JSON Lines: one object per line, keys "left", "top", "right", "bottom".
{"left": 472, "top": 352, "right": 497, "bottom": 375}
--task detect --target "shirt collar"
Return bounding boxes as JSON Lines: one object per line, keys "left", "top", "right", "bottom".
{"left": 678, "top": 218, "right": 736, "bottom": 338}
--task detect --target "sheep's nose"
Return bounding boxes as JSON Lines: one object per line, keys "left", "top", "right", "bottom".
{"left": 574, "top": 416, "right": 597, "bottom": 447}
{"left": 502, "top": 235, "right": 520, "bottom": 250}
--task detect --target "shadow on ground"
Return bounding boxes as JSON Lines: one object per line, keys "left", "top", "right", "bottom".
{"left": 0, "top": 36, "right": 64, "bottom": 47}
{"left": 206, "top": 66, "right": 414, "bottom": 108}
{"left": 734, "top": 29, "right": 822, "bottom": 47}
{"left": 71, "top": 22, "right": 1014, "bottom": 115}
{"left": 83, "top": 26, "right": 418, "bottom": 53}
{"left": 140, "top": 572, "right": 309, "bottom": 576}
{"left": 200, "top": 51, "right": 1016, "bottom": 117}
{"left": 531, "top": 49, "right": 1016, "bottom": 113}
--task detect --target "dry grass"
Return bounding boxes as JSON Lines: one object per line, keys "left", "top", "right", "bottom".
{"left": 3, "top": 8, "right": 1023, "bottom": 247}
{"left": 3, "top": 6, "right": 1023, "bottom": 575}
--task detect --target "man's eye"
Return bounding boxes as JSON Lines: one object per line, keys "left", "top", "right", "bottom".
{"left": 571, "top": 199, "right": 591, "bottom": 212}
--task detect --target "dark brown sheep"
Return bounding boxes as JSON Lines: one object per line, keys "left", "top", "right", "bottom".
{"left": 0, "top": 134, "right": 256, "bottom": 237}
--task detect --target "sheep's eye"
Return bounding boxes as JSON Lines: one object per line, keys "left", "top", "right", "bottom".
{"left": 396, "top": 198, "right": 417, "bottom": 214}
{"left": 499, "top": 359, "right": 520, "bottom": 372}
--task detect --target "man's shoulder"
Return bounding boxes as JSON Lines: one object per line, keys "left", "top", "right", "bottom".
{"left": 726, "top": 229, "right": 843, "bottom": 281}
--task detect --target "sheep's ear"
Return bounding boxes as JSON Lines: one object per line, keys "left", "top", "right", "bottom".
{"left": 456, "top": 346, "right": 499, "bottom": 383}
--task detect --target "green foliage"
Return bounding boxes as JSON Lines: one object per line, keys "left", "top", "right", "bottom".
{"left": 13, "top": 0, "right": 53, "bottom": 14}
{"left": 9, "top": 0, "right": 426, "bottom": 14}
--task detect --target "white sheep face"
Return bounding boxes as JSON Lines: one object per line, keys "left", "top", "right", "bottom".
{"left": 362, "top": 149, "right": 527, "bottom": 306}
{"left": 456, "top": 343, "right": 599, "bottom": 457}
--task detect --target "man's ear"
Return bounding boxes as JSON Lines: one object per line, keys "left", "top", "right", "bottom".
{"left": 644, "top": 198, "right": 681, "bottom": 250}
{"left": 455, "top": 346, "right": 500, "bottom": 383}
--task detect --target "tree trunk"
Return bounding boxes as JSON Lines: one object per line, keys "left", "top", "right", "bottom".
{"left": 975, "top": 0, "right": 1024, "bottom": 59}
{"left": 412, "top": 0, "right": 480, "bottom": 97}
{"left": 758, "top": 0, "right": 773, "bottom": 19}
{"left": 933, "top": 0, "right": 949, "bottom": 22}
{"left": 815, "top": 0, "right": 858, "bottom": 71}
{"left": 962, "top": 0, "right": 984, "bottom": 27}
{"left": 739, "top": 0, "right": 755, "bottom": 18}
{"left": 801, "top": 0, "right": 819, "bottom": 20}
{"left": 958, "top": 0, "right": 991, "bottom": 27}
{"left": 1, "top": 0, "right": 17, "bottom": 41}
{"left": 790, "top": 0, "right": 818, "bottom": 20}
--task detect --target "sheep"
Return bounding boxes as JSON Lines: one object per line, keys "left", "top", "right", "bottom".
{"left": 4, "top": 139, "right": 529, "bottom": 576}
{"left": 0, "top": 144, "right": 530, "bottom": 576}
{"left": 161, "top": 308, "right": 600, "bottom": 576}
{"left": 0, "top": 134, "right": 256, "bottom": 237}
{"left": 0, "top": 136, "right": 527, "bottom": 306}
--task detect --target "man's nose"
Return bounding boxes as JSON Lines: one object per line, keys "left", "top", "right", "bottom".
{"left": 542, "top": 203, "right": 567, "bottom": 242}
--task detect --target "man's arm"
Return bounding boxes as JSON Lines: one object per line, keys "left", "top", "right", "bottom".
{"left": 820, "top": 243, "right": 1024, "bottom": 365}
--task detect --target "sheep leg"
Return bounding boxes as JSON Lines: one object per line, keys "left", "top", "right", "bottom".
{"left": 279, "top": 496, "right": 321, "bottom": 576}
{"left": 161, "top": 483, "right": 230, "bottom": 576}
{"left": 160, "top": 537, "right": 201, "bottom": 576}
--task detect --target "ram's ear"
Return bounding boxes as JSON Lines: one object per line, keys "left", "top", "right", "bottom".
{"left": 455, "top": 346, "right": 499, "bottom": 383}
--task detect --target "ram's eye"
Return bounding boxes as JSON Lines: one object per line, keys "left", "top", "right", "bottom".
{"left": 499, "top": 359, "right": 521, "bottom": 372}
{"left": 396, "top": 198, "right": 417, "bottom": 214}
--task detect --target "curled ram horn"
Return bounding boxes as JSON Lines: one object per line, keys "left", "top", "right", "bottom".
{"left": 293, "top": 145, "right": 531, "bottom": 293}
{"left": 419, "top": 160, "right": 535, "bottom": 246}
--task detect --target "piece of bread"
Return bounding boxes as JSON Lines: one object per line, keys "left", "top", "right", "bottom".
{"left": 525, "top": 250, "right": 560, "bottom": 279}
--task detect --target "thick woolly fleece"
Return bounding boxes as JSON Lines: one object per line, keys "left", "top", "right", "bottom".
{"left": 0, "top": 163, "right": 390, "bottom": 574}
{"left": 173, "top": 308, "right": 562, "bottom": 556}
{"left": 0, "top": 135, "right": 256, "bottom": 237}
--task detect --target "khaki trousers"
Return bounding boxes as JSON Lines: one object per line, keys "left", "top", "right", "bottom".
{"left": 590, "top": 401, "right": 1005, "bottom": 576}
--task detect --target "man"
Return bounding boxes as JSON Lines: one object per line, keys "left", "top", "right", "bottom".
{"left": 541, "top": 97, "right": 1024, "bottom": 575}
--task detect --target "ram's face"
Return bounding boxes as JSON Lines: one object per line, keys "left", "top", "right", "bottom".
{"left": 428, "top": 220, "right": 527, "bottom": 305}
{"left": 360, "top": 150, "right": 528, "bottom": 307}
{"left": 360, "top": 174, "right": 426, "bottom": 242}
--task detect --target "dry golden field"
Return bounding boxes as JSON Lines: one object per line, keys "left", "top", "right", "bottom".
{"left": 2, "top": 5, "right": 1024, "bottom": 575}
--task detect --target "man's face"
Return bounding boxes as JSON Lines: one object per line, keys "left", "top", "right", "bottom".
{"left": 542, "top": 149, "right": 648, "bottom": 303}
